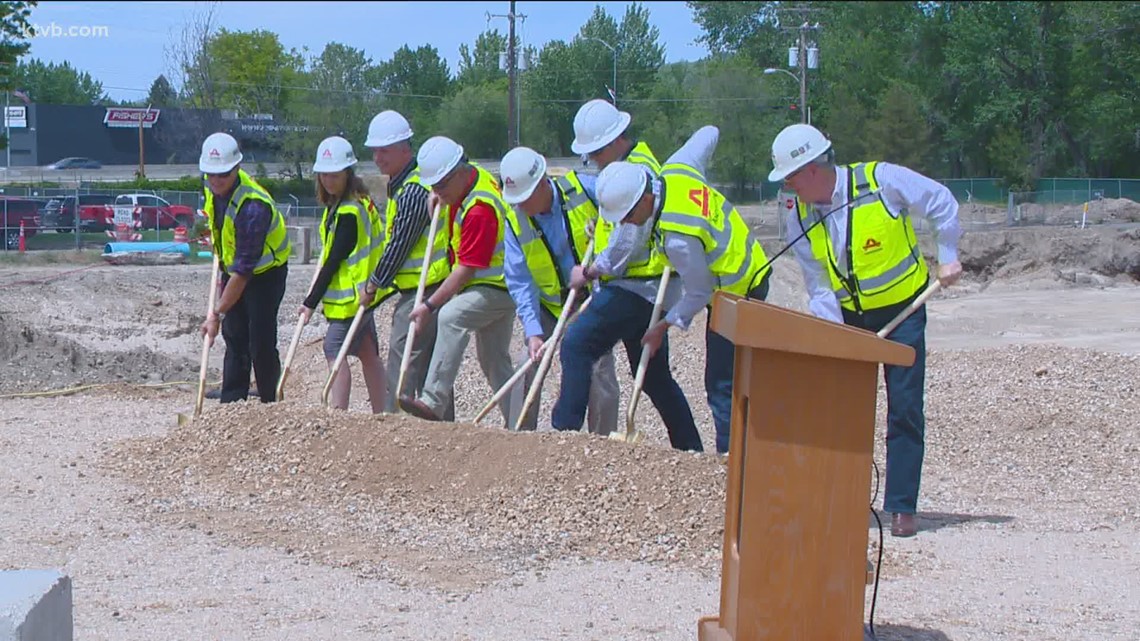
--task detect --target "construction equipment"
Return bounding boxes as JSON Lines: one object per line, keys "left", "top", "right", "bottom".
{"left": 609, "top": 268, "right": 672, "bottom": 445}
{"left": 179, "top": 253, "right": 221, "bottom": 426}
{"left": 275, "top": 262, "right": 324, "bottom": 401}
{"left": 321, "top": 303, "right": 368, "bottom": 407}
{"left": 877, "top": 280, "right": 942, "bottom": 339}
{"left": 394, "top": 202, "right": 444, "bottom": 410}
{"left": 512, "top": 239, "right": 596, "bottom": 431}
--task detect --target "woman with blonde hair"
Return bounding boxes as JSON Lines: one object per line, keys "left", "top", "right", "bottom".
{"left": 299, "top": 135, "right": 387, "bottom": 412}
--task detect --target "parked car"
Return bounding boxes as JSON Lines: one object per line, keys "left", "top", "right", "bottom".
{"left": 114, "top": 193, "right": 197, "bottom": 230}
{"left": 40, "top": 194, "right": 116, "bottom": 233}
{"left": 45, "top": 157, "right": 103, "bottom": 170}
{"left": 0, "top": 197, "right": 41, "bottom": 249}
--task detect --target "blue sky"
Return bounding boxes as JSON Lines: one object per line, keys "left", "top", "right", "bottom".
{"left": 20, "top": 1, "right": 710, "bottom": 102}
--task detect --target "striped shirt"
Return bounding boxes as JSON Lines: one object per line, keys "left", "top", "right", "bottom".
{"left": 368, "top": 160, "right": 432, "bottom": 291}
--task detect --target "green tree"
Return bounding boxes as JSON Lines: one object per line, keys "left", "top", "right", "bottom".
{"left": 457, "top": 29, "right": 507, "bottom": 90}
{"left": 11, "top": 59, "right": 108, "bottom": 105}
{"left": 367, "top": 44, "right": 451, "bottom": 138}
{"left": 437, "top": 81, "right": 508, "bottom": 159}
{"left": 146, "top": 74, "right": 178, "bottom": 107}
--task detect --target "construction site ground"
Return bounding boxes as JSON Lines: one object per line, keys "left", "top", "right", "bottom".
{"left": 1, "top": 223, "right": 1138, "bottom": 641}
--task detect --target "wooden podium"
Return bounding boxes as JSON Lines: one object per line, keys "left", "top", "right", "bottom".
{"left": 698, "top": 293, "right": 916, "bottom": 641}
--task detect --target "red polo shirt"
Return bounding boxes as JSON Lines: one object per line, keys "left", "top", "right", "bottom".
{"left": 449, "top": 167, "right": 499, "bottom": 269}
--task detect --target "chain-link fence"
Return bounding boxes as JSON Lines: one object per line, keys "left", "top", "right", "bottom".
{"left": 0, "top": 185, "right": 206, "bottom": 252}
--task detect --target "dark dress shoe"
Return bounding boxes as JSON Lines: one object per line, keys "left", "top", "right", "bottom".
{"left": 891, "top": 513, "right": 917, "bottom": 537}
{"left": 399, "top": 396, "right": 442, "bottom": 421}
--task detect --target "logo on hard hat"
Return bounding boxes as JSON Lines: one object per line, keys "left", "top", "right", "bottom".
{"left": 504, "top": 176, "right": 516, "bottom": 187}
{"left": 528, "top": 158, "right": 541, "bottom": 177}
{"left": 790, "top": 142, "right": 812, "bottom": 159}
{"left": 322, "top": 148, "right": 332, "bottom": 158}
{"left": 209, "top": 148, "right": 220, "bottom": 158}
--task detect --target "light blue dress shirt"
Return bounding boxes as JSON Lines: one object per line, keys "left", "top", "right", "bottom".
{"left": 504, "top": 177, "right": 592, "bottom": 339}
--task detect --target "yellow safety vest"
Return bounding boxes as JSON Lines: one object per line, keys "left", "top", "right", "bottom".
{"left": 452, "top": 166, "right": 509, "bottom": 291}
{"left": 505, "top": 171, "right": 597, "bottom": 318}
{"left": 593, "top": 140, "right": 670, "bottom": 281}
{"left": 317, "top": 196, "right": 385, "bottom": 320}
{"left": 796, "top": 161, "right": 929, "bottom": 312}
{"left": 655, "top": 162, "right": 772, "bottom": 297}
{"left": 383, "top": 165, "right": 451, "bottom": 293}
{"left": 204, "top": 169, "right": 290, "bottom": 275}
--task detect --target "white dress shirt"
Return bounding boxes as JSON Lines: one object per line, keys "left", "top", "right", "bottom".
{"left": 785, "top": 162, "right": 963, "bottom": 323}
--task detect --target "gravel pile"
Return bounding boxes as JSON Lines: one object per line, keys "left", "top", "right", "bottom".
{"left": 917, "top": 344, "right": 1140, "bottom": 526}
{"left": 106, "top": 401, "right": 730, "bottom": 589}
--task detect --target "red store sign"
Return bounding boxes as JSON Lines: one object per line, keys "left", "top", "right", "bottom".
{"left": 104, "top": 108, "right": 161, "bottom": 128}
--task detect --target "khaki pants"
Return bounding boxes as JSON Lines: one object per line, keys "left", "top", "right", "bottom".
{"left": 512, "top": 308, "right": 620, "bottom": 435}
{"left": 421, "top": 285, "right": 516, "bottom": 426}
{"left": 384, "top": 285, "right": 454, "bottom": 420}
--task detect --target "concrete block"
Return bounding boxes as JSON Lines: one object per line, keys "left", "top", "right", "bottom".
{"left": 0, "top": 570, "right": 73, "bottom": 641}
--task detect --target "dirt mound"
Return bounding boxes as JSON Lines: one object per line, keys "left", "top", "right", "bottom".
{"left": 954, "top": 227, "right": 1140, "bottom": 283}
{"left": 0, "top": 315, "right": 200, "bottom": 394}
{"left": 105, "top": 402, "right": 728, "bottom": 589}
{"left": 1017, "top": 197, "right": 1140, "bottom": 226}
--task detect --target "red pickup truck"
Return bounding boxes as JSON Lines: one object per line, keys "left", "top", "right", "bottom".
{"left": 0, "top": 197, "right": 41, "bottom": 249}
{"left": 114, "top": 193, "right": 197, "bottom": 230}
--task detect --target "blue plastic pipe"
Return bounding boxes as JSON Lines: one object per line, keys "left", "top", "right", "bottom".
{"left": 103, "top": 242, "right": 191, "bottom": 255}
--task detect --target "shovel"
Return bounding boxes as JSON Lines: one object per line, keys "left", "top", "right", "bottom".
{"left": 511, "top": 240, "right": 596, "bottom": 431}
{"left": 276, "top": 262, "right": 325, "bottom": 401}
{"left": 877, "top": 280, "right": 942, "bottom": 339}
{"left": 321, "top": 303, "right": 368, "bottom": 407}
{"left": 178, "top": 253, "right": 221, "bottom": 426}
{"left": 394, "top": 202, "right": 444, "bottom": 412}
{"left": 609, "top": 268, "right": 672, "bottom": 445}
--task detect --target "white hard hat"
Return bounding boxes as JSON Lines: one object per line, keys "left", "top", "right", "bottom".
{"left": 365, "top": 110, "right": 414, "bottom": 148}
{"left": 768, "top": 123, "right": 831, "bottom": 182}
{"left": 499, "top": 146, "right": 547, "bottom": 204}
{"left": 595, "top": 161, "right": 648, "bottom": 224}
{"left": 312, "top": 135, "right": 358, "bottom": 173}
{"left": 416, "top": 135, "right": 464, "bottom": 187}
{"left": 571, "top": 99, "right": 632, "bottom": 155}
{"left": 199, "top": 132, "right": 242, "bottom": 174}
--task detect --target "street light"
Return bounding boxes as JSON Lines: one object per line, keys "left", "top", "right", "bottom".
{"left": 764, "top": 67, "right": 808, "bottom": 124}
{"left": 584, "top": 37, "right": 618, "bottom": 106}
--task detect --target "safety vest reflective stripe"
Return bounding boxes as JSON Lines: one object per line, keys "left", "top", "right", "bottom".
{"left": 400, "top": 246, "right": 449, "bottom": 273}
{"left": 660, "top": 164, "right": 705, "bottom": 182}
{"left": 554, "top": 176, "right": 592, "bottom": 212}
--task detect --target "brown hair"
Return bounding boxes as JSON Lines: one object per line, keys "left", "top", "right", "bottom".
{"left": 315, "top": 166, "right": 370, "bottom": 208}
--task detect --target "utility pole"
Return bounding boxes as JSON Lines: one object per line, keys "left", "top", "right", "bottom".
{"left": 137, "top": 104, "right": 152, "bottom": 180}
{"left": 776, "top": 3, "right": 821, "bottom": 125}
{"left": 488, "top": 2, "right": 526, "bottom": 149}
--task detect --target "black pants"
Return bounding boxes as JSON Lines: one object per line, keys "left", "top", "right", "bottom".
{"left": 220, "top": 263, "right": 288, "bottom": 403}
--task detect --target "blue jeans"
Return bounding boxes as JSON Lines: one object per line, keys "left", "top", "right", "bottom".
{"left": 553, "top": 284, "right": 703, "bottom": 452}
{"left": 843, "top": 292, "right": 928, "bottom": 515}
{"left": 704, "top": 278, "right": 771, "bottom": 454}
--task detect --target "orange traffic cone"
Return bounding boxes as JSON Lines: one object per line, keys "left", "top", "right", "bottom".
{"left": 18, "top": 219, "right": 26, "bottom": 253}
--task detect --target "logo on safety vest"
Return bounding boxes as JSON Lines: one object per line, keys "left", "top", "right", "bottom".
{"left": 863, "top": 237, "right": 882, "bottom": 253}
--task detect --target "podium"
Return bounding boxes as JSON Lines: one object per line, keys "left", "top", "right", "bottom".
{"left": 698, "top": 293, "right": 916, "bottom": 641}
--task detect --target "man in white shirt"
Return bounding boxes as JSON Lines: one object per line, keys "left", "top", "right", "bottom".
{"left": 768, "top": 123, "right": 963, "bottom": 538}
